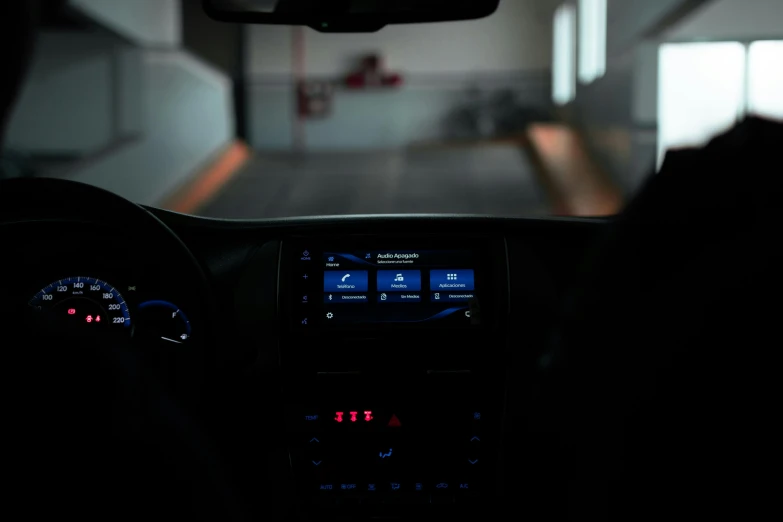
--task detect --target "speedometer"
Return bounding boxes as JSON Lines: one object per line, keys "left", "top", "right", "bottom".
{"left": 29, "top": 276, "right": 131, "bottom": 329}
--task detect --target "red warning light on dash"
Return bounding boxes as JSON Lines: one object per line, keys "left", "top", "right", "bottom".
{"left": 68, "top": 308, "right": 76, "bottom": 315}
{"left": 335, "top": 412, "right": 344, "bottom": 423}
{"left": 349, "top": 411, "right": 358, "bottom": 422}
{"left": 364, "top": 411, "right": 373, "bottom": 422}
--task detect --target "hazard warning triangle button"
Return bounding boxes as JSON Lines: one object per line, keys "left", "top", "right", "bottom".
{"left": 387, "top": 414, "right": 401, "bottom": 428}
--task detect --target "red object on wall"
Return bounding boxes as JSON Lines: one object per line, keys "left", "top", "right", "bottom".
{"left": 345, "top": 54, "right": 403, "bottom": 89}
{"left": 382, "top": 73, "right": 403, "bottom": 87}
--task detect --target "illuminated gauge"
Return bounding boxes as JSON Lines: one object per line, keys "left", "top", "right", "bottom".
{"left": 135, "top": 300, "right": 191, "bottom": 344}
{"left": 28, "top": 276, "right": 131, "bottom": 329}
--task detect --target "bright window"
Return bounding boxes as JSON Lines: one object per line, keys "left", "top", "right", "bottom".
{"left": 552, "top": 4, "right": 577, "bottom": 105}
{"left": 578, "top": 0, "right": 607, "bottom": 84}
{"left": 657, "top": 42, "right": 746, "bottom": 168}
{"left": 747, "top": 41, "right": 783, "bottom": 120}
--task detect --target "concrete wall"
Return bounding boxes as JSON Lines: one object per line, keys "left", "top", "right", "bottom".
{"left": 55, "top": 51, "right": 234, "bottom": 205}
{"left": 247, "top": 1, "right": 553, "bottom": 76}
{"left": 5, "top": 33, "right": 141, "bottom": 156}
{"left": 4, "top": 0, "right": 235, "bottom": 206}
{"left": 246, "top": 0, "right": 554, "bottom": 151}
{"left": 70, "top": 0, "right": 182, "bottom": 47}
{"left": 632, "top": 43, "right": 659, "bottom": 125}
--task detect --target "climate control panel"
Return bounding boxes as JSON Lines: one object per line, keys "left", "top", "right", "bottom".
{"left": 286, "top": 372, "right": 498, "bottom": 513}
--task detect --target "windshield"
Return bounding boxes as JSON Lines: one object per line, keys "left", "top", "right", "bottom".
{"left": 2, "top": 0, "right": 782, "bottom": 219}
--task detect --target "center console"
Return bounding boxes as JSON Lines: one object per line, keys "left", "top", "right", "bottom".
{"left": 279, "top": 235, "right": 509, "bottom": 515}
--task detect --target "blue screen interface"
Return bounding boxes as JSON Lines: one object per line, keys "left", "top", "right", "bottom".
{"left": 317, "top": 249, "right": 478, "bottom": 326}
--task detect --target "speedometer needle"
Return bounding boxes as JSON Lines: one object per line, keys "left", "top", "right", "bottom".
{"left": 161, "top": 337, "right": 182, "bottom": 344}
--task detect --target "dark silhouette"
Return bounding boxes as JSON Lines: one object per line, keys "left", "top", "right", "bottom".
{"left": 531, "top": 116, "right": 783, "bottom": 519}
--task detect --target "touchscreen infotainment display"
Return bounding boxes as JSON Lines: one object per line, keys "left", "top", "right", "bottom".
{"left": 292, "top": 246, "right": 481, "bottom": 327}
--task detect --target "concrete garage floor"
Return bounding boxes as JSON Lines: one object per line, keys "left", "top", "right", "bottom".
{"left": 198, "top": 145, "right": 550, "bottom": 219}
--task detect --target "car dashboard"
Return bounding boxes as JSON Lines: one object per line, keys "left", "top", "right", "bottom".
{"left": 0, "top": 179, "right": 607, "bottom": 519}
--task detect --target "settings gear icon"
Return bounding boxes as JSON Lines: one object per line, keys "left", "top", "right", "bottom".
{"left": 326, "top": 312, "right": 334, "bottom": 319}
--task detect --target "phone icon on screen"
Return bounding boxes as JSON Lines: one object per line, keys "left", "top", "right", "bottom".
{"left": 341, "top": 274, "right": 351, "bottom": 282}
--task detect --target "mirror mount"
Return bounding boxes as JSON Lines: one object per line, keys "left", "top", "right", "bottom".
{"left": 202, "top": 0, "right": 500, "bottom": 33}
{"left": 306, "top": 19, "right": 387, "bottom": 33}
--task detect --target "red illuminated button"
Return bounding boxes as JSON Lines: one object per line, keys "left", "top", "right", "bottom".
{"left": 387, "top": 414, "right": 401, "bottom": 428}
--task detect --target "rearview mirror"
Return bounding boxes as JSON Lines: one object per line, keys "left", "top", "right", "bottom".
{"left": 202, "top": 0, "right": 500, "bottom": 32}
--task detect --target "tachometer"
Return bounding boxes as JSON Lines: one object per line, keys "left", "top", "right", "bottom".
{"left": 28, "top": 276, "right": 131, "bottom": 329}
